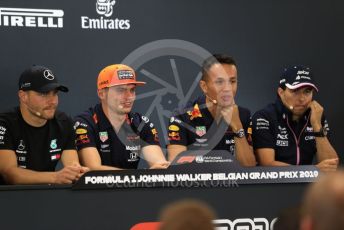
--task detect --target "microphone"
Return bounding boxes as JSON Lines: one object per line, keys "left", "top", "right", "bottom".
{"left": 205, "top": 94, "right": 217, "bottom": 104}
{"left": 284, "top": 102, "right": 293, "bottom": 110}
{"left": 26, "top": 104, "right": 42, "bottom": 117}
{"left": 30, "top": 107, "right": 42, "bottom": 117}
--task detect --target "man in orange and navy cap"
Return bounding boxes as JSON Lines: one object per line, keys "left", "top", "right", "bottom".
{"left": 74, "top": 64, "right": 169, "bottom": 170}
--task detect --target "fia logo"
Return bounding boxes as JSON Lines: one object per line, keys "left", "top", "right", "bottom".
{"left": 96, "top": 0, "right": 116, "bottom": 17}
{"left": 50, "top": 139, "right": 57, "bottom": 149}
{"left": 195, "top": 156, "right": 204, "bottom": 163}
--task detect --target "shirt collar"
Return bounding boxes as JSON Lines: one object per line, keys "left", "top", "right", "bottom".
{"left": 195, "top": 95, "right": 215, "bottom": 124}
{"left": 94, "top": 103, "right": 113, "bottom": 130}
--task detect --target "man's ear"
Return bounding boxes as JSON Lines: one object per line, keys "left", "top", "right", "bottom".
{"left": 18, "top": 90, "right": 27, "bottom": 103}
{"left": 199, "top": 80, "right": 207, "bottom": 94}
{"left": 277, "top": 87, "right": 284, "bottom": 98}
{"left": 97, "top": 89, "right": 106, "bottom": 100}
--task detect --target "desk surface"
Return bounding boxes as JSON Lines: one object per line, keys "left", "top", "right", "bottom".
{"left": 0, "top": 181, "right": 307, "bottom": 230}
{"left": 0, "top": 159, "right": 315, "bottom": 229}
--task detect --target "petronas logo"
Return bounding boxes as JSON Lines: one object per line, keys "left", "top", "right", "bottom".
{"left": 50, "top": 139, "right": 57, "bottom": 149}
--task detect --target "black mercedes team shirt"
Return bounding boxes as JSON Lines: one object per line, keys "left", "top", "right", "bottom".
{"left": 167, "top": 95, "right": 252, "bottom": 155}
{"left": 0, "top": 107, "right": 76, "bottom": 171}
{"left": 251, "top": 98, "right": 330, "bottom": 165}
{"left": 74, "top": 104, "right": 160, "bottom": 169}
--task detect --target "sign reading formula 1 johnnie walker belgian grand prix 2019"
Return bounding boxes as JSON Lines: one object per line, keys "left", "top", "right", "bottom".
{"left": 81, "top": 0, "right": 131, "bottom": 30}
{"left": 73, "top": 151, "right": 320, "bottom": 190}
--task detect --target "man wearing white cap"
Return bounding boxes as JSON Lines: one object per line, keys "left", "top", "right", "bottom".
{"left": 74, "top": 64, "right": 169, "bottom": 170}
{"left": 252, "top": 65, "right": 338, "bottom": 171}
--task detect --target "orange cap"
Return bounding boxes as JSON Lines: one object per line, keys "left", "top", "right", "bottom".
{"left": 97, "top": 64, "right": 146, "bottom": 90}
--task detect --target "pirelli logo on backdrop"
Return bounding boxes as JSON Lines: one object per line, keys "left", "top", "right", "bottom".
{"left": 0, "top": 7, "right": 64, "bottom": 28}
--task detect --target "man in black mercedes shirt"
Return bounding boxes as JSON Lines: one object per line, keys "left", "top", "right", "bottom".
{"left": 167, "top": 54, "right": 256, "bottom": 166}
{"left": 74, "top": 64, "right": 169, "bottom": 170}
{"left": 0, "top": 65, "right": 88, "bottom": 185}
{"left": 251, "top": 65, "right": 338, "bottom": 171}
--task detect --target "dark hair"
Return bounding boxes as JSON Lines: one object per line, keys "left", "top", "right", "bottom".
{"left": 301, "top": 170, "right": 344, "bottom": 230}
{"left": 159, "top": 199, "right": 216, "bottom": 230}
{"left": 201, "top": 54, "right": 236, "bottom": 81}
{"left": 279, "top": 84, "right": 286, "bottom": 90}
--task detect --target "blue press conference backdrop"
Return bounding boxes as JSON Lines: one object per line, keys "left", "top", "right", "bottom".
{"left": 0, "top": 0, "right": 343, "bottom": 160}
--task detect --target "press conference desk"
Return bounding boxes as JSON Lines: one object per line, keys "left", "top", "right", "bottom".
{"left": 0, "top": 161, "right": 316, "bottom": 230}
{"left": 0, "top": 182, "right": 307, "bottom": 230}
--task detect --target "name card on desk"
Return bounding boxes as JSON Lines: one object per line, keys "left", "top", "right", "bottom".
{"left": 73, "top": 150, "right": 319, "bottom": 190}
